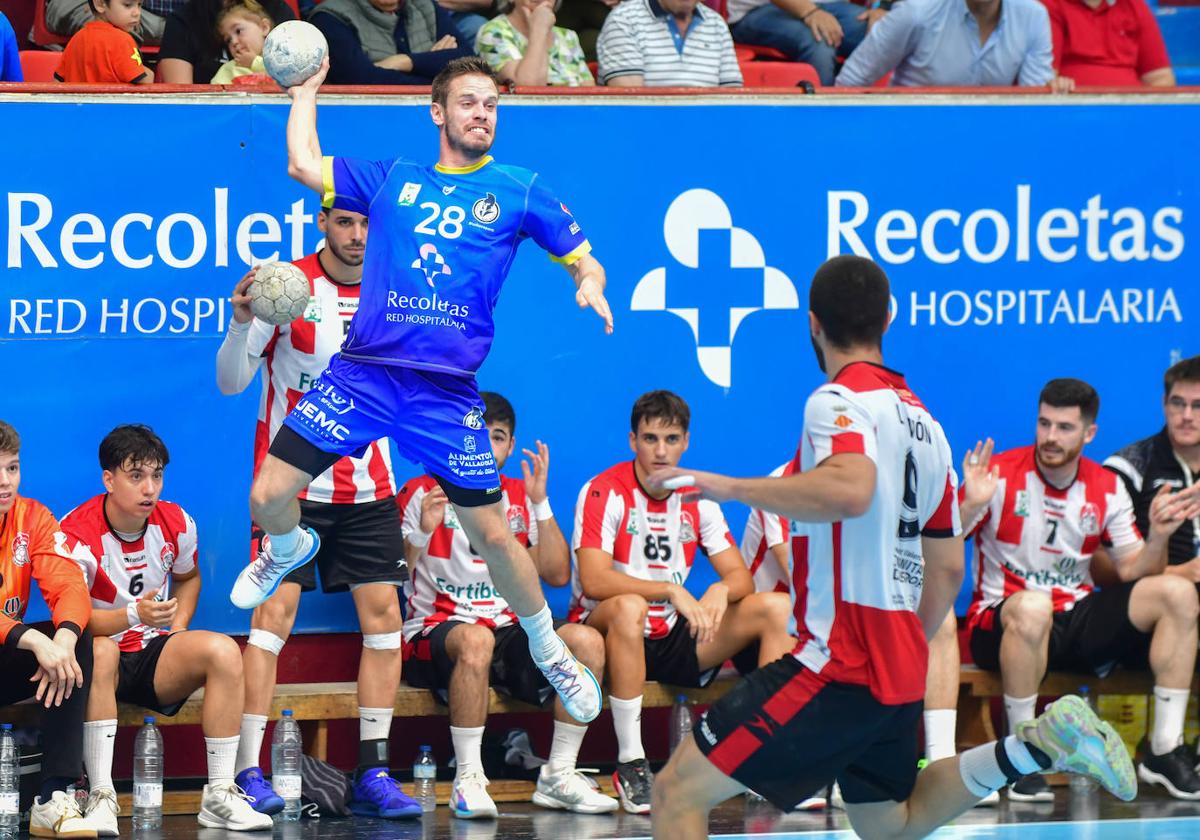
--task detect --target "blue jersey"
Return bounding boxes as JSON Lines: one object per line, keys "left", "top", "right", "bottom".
{"left": 322, "top": 154, "right": 590, "bottom": 376}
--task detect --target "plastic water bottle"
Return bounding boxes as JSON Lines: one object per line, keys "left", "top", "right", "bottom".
{"left": 669, "top": 694, "right": 694, "bottom": 754}
{"left": 133, "top": 716, "right": 163, "bottom": 830}
{"left": 0, "top": 724, "right": 19, "bottom": 840}
{"left": 1070, "top": 687, "right": 1099, "bottom": 794}
{"left": 413, "top": 746, "right": 437, "bottom": 813}
{"left": 271, "top": 710, "right": 303, "bottom": 822}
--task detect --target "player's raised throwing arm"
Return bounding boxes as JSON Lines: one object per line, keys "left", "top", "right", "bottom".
{"left": 566, "top": 253, "right": 614, "bottom": 335}
{"left": 286, "top": 57, "right": 331, "bottom": 194}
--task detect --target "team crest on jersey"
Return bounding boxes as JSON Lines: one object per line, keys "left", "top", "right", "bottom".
{"left": 160, "top": 542, "right": 176, "bottom": 572}
{"left": 625, "top": 511, "right": 640, "bottom": 536}
{"left": 472, "top": 193, "right": 500, "bottom": 224}
{"left": 398, "top": 182, "right": 422, "bottom": 206}
{"left": 507, "top": 506, "right": 528, "bottom": 535}
{"left": 2, "top": 596, "right": 20, "bottom": 618}
{"left": 679, "top": 511, "right": 697, "bottom": 544}
{"left": 443, "top": 505, "right": 460, "bottom": 530}
{"left": 1014, "top": 490, "right": 1031, "bottom": 518}
{"left": 10, "top": 533, "right": 29, "bottom": 567}
{"left": 463, "top": 407, "right": 485, "bottom": 430}
{"left": 1079, "top": 503, "right": 1101, "bottom": 536}
{"left": 302, "top": 296, "right": 322, "bottom": 323}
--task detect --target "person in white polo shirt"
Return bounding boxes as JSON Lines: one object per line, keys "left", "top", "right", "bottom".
{"left": 727, "top": 0, "right": 881, "bottom": 85}
{"left": 596, "top": 0, "right": 742, "bottom": 86}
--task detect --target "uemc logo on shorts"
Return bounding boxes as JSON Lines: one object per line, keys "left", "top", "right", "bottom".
{"left": 295, "top": 397, "right": 352, "bottom": 442}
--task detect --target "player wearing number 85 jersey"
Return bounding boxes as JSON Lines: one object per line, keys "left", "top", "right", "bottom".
{"left": 63, "top": 426, "right": 271, "bottom": 833}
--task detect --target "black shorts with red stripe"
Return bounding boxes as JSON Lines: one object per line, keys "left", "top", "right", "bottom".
{"left": 693, "top": 656, "right": 921, "bottom": 810}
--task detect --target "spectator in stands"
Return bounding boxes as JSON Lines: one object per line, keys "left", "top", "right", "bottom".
{"left": 836, "top": 0, "right": 1053, "bottom": 87}
{"left": 399, "top": 392, "right": 618, "bottom": 819}
{"left": 476, "top": 0, "right": 593, "bottom": 85}
{"left": 596, "top": 0, "right": 741, "bottom": 86}
{"left": 557, "top": 0, "right": 615, "bottom": 61}
{"left": 436, "top": 0, "right": 493, "bottom": 49}
{"left": 311, "top": 0, "right": 472, "bottom": 85}
{"left": 0, "top": 12, "right": 22, "bottom": 81}
{"left": 1043, "top": 0, "right": 1173, "bottom": 90}
{"left": 725, "top": 0, "right": 876, "bottom": 86}
{"left": 211, "top": 0, "right": 274, "bottom": 82}
{"left": 0, "top": 420, "right": 102, "bottom": 839}
{"left": 158, "top": 0, "right": 295, "bottom": 84}
{"left": 55, "top": 0, "right": 153, "bottom": 83}
{"left": 47, "top": 0, "right": 162, "bottom": 47}
{"left": 963, "top": 379, "right": 1200, "bottom": 801}
{"left": 1106, "top": 355, "right": 1200, "bottom": 575}
{"left": 570, "top": 390, "right": 793, "bottom": 813}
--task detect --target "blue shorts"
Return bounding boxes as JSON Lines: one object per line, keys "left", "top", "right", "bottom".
{"left": 280, "top": 354, "right": 499, "bottom": 500}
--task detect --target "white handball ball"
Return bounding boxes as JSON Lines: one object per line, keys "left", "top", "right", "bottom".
{"left": 248, "top": 262, "right": 310, "bottom": 326}
{"left": 262, "top": 20, "right": 328, "bottom": 88}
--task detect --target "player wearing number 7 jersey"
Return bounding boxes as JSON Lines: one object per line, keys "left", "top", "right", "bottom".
{"left": 231, "top": 55, "right": 613, "bottom": 727}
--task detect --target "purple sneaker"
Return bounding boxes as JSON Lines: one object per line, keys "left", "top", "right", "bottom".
{"left": 350, "top": 768, "right": 422, "bottom": 819}
{"left": 235, "top": 767, "right": 285, "bottom": 815}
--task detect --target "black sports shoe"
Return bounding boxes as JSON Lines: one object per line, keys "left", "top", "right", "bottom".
{"left": 1138, "top": 740, "right": 1200, "bottom": 801}
{"left": 612, "top": 758, "right": 653, "bottom": 814}
{"left": 1008, "top": 774, "right": 1054, "bottom": 802}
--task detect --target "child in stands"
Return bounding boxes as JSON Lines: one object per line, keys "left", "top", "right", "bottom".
{"left": 211, "top": 0, "right": 273, "bottom": 83}
{"left": 55, "top": 0, "right": 151, "bottom": 83}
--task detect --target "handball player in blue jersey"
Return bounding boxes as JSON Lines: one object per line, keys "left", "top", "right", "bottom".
{"left": 230, "top": 56, "right": 613, "bottom": 724}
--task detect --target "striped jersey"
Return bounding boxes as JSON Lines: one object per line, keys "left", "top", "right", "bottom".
{"left": 398, "top": 474, "right": 537, "bottom": 640}
{"left": 740, "top": 461, "right": 796, "bottom": 594}
{"left": 247, "top": 252, "right": 395, "bottom": 505}
{"left": 570, "top": 460, "right": 735, "bottom": 638}
{"left": 966, "top": 446, "right": 1142, "bottom": 625}
{"left": 61, "top": 494, "right": 198, "bottom": 652}
{"left": 789, "top": 362, "right": 960, "bottom": 705}
{"left": 596, "top": 0, "right": 742, "bottom": 87}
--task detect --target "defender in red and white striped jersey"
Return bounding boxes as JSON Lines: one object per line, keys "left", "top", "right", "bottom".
{"left": 398, "top": 393, "right": 616, "bottom": 819}
{"left": 62, "top": 426, "right": 271, "bottom": 833}
{"left": 215, "top": 207, "right": 410, "bottom": 816}
{"left": 649, "top": 259, "right": 1136, "bottom": 840}
{"left": 571, "top": 390, "right": 794, "bottom": 814}
{"left": 739, "top": 461, "right": 795, "bottom": 596}
{"left": 962, "top": 379, "right": 1200, "bottom": 800}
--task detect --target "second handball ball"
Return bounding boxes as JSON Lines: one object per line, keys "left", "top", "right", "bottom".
{"left": 263, "top": 21, "right": 328, "bottom": 88}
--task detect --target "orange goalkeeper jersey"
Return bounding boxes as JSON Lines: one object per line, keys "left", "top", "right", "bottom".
{"left": 0, "top": 496, "right": 91, "bottom": 646}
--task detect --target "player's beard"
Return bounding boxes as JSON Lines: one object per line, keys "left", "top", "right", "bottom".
{"left": 446, "top": 122, "right": 494, "bottom": 160}
{"left": 810, "top": 335, "right": 827, "bottom": 373}
{"left": 1036, "top": 441, "right": 1082, "bottom": 469}
{"left": 326, "top": 237, "right": 364, "bottom": 268}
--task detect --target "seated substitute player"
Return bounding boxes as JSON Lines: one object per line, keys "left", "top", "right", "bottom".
{"left": 63, "top": 425, "right": 272, "bottom": 832}
{"left": 399, "top": 392, "right": 617, "bottom": 819}
{"left": 570, "top": 390, "right": 795, "bottom": 814}
{"left": 962, "top": 379, "right": 1200, "bottom": 801}
{"left": 217, "top": 207, "right": 417, "bottom": 819}
{"left": 0, "top": 420, "right": 102, "bottom": 839}
{"left": 646, "top": 256, "right": 1136, "bottom": 840}
{"left": 234, "top": 55, "right": 612, "bottom": 726}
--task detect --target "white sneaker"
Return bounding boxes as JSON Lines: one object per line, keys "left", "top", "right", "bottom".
{"left": 230, "top": 528, "right": 319, "bottom": 609}
{"left": 536, "top": 637, "right": 601, "bottom": 724}
{"left": 532, "top": 766, "right": 619, "bottom": 814}
{"left": 451, "top": 771, "right": 498, "bottom": 820}
{"left": 29, "top": 790, "right": 98, "bottom": 839}
{"left": 83, "top": 788, "right": 120, "bottom": 837}
{"left": 794, "top": 793, "right": 827, "bottom": 811}
{"left": 197, "top": 782, "right": 274, "bottom": 831}
{"left": 975, "top": 788, "right": 1000, "bottom": 807}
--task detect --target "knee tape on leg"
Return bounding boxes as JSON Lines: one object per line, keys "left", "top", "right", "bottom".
{"left": 248, "top": 629, "right": 286, "bottom": 656}
{"left": 362, "top": 631, "right": 403, "bottom": 651}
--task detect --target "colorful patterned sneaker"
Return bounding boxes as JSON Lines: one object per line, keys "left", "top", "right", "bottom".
{"left": 532, "top": 766, "right": 619, "bottom": 814}
{"left": 1015, "top": 694, "right": 1137, "bottom": 802}
{"left": 1137, "top": 740, "right": 1200, "bottom": 801}
{"left": 235, "top": 767, "right": 285, "bottom": 815}
{"left": 230, "top": 527, "right": 319, "bottom": 609}
{"left": 535, "top": 637, "right": 601, "bottom": 724}
{"left": 451, "top": 770, "right": 498, "bottom": 820}
{"left": 82, "top": 788, "right": 119, "bottom": 837}
{"left": 612, "top": 758, "right": 653, "bottom": 814}
{"left": 1007, "top": 774, "right": 1054, "bottom": 802}
{"left": 350, "top": 768, "right": 422, "bottom": 819}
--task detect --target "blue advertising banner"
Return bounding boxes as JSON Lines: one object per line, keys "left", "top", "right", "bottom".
{"left": 2, "top": 95, "right": 1195, "bottom": 633}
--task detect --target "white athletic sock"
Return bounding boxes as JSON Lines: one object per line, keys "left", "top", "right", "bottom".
{"left": 451, "top": 726, "right": 485, "bottom": 779}
{"left": 83, "top": 720, "right": 117, "bottom": 793}
{"left": 235, "top": 714, "right": 268, "bottom": 774}
{"left": 267, "top": 527, "right": 303, "bottom": 559}
{"left": 517, "top": 605, "right": 559, "bottom": 663}
{"left": 924, "top": 709, "right": 957, "bottom": 762}
{"left": 1151, "top": 686, "right": 1190, "bottom": 755}
{"left": 359, "top": 707, "right": 394, "bottom": 743}
{"left": 958, "top": 742, "right": 1009, "bottom": 797}
{"left": 1003, "top": 694, "right": 1038, "bottom": 734}
{"left": 205, "top": 736, "right": 240, "bottom": 787}
{"left": 547, "top": 721, "right": 587, "bottom": 775}
{"left": 610, "top": 695, "right": 645, "bottom": 763}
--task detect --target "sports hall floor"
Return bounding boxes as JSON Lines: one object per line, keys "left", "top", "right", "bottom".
{"left": 150, "top": 789, "right": 1200, "bottom": 839}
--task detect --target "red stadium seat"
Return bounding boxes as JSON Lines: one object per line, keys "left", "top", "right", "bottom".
{"left": 19, "top": 49, "right": 61, "bottom": 81}
{"left": 32, "top": 0, "right": 69, "bottom": 47}
{"left": 739, "top": 60, "right": 819, "bottom": 87}
{"left": 740, "top": 43, "right": 789, "bottom": 61}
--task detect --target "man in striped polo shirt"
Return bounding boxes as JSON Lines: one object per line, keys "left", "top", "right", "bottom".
{"left": 597, "top": 0, "right": 742, "bottom": 86}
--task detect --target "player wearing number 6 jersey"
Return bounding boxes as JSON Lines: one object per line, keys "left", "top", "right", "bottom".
{"left": 647, "top": 256, "right": 1136, "bottom": 840}
{"left": 232, "top": 55, "right": 612, "bottom": 727}
{"left": 63, "top": 426, "right": 271, "bottom": 834}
